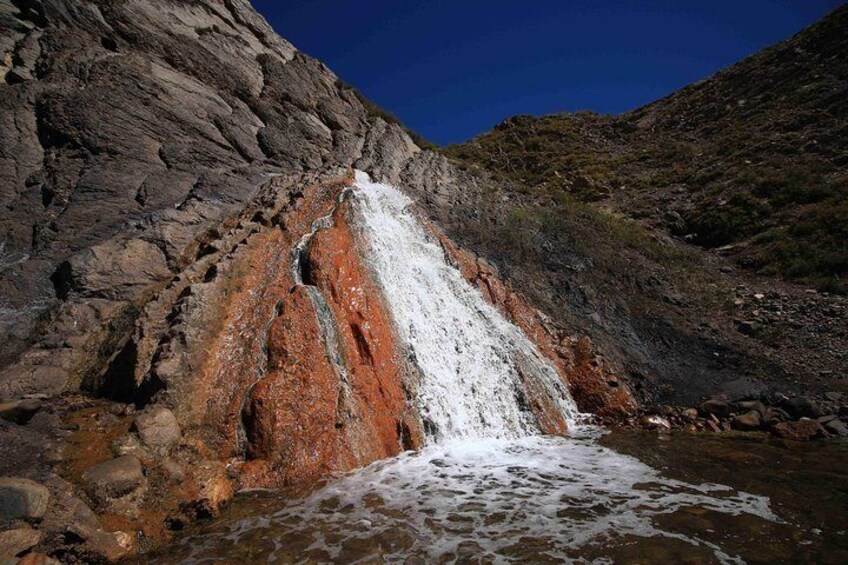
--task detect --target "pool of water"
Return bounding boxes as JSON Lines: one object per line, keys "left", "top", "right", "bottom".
{"left": 146, "top": 430, "right": 848, "bottom": 564}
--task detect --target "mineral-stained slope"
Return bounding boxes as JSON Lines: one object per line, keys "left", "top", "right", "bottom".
{"left": 0, "top": 1, "right": 630, "bottom": 560}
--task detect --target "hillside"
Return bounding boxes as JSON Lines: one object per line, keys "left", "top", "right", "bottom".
{"left": 447, "top": 4, "right": 848, "bottom": 292}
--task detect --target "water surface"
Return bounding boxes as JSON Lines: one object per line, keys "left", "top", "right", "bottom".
{"left": 150, "top": 430, "right": 847, "bottom": 564}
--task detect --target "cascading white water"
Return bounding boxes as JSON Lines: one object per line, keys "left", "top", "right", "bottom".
{"left": 350, "top": 170, "right": 580, "bottom": 442}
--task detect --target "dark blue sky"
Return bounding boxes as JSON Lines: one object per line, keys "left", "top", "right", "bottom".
{"left": 252, "top": 1, "right": 842, "bottom": 145}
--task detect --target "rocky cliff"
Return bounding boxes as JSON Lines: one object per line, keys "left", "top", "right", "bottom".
{"left": 0, "top": 1, "right": 631, "bottom": 561}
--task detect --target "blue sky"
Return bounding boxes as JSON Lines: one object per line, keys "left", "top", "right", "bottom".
{"left": 251, "top": 1, "right": 842, "bottom": 145}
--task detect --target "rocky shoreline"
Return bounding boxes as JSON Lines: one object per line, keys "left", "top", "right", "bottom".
{"left": 634, "top": 391, "right": 848, "bottom": 441}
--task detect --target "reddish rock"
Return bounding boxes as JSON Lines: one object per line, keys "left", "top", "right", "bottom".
{"left": 773, "top": 420, "right": 826, "bottom": 441}
{"left": 242, "top": 286, "right": 357, "bottom": 485}
{"left": 242, "top": 200, "right": 423, "bottom": 487}
{"left": 307, "top": 202, "right": 424, "bottom": 456}
{"left": 732, "top": 410, "right": 763, "bottom": 431}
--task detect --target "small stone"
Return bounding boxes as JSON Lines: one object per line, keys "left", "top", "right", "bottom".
{"left": 131, "top": 406, "right": 181, "bottom": 449}
{"left": 763, "top": 407, "right": 790, "bottom": 425}
{"left": 161, "top": 459, "right": 185, "bottom": 482}
{"left": 732, "top": 410, "right": 763, "bottom": 431}
{"left": 82, "top": 456, "right": 144, "bottom": 503}
{"left": 825, "top": 392, "right": 843, "bottom": 402}
{"left": 698, "top": 399, "right": 732, "bottom": 419}
{"left": 0, "top": 525, "right": 41, "bottom": 558}
{"left": 734, "top": 320, "right": 760, "bottom": 336}
{"left": 682, "top": 408, "right": 699, "bottom": 420}
{"left": 639, "top": 415, "right": 671, "bottom": 430}
{"left": 0, "top": 478, "right": 50, "bottom": 521}
{"left": 773, "top": 420, "right": 825, "bottom": 441}
{"left": 68, "top": 521, "right": 136, "bottom": 563}
{"left": 0, "top": 399, "right": 43, "bottom": 424}
{"left": 735, "top": 400, "right": 767, "bottom": 416}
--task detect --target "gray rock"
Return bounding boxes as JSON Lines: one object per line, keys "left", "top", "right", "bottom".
{"left": 0, "top": 525, "right": 41, "bottom": 558}
{"left": 0, "top": 399, "right": 43, "bottom": 424}
{"left": 825, "top": 419, "right": 848, "bottom": 437}
{"left": 0, "top": 477, "right": 50, "bottom": 522}
{"left": 82, "top": 456, "right": 145, "bottom": 503}
{"left": 132, "top": 406, "right": 181, "bottom": 450}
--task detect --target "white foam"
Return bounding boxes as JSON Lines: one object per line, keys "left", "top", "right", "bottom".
{"left": 175, "top": 436, "right": 779, "bottom": 564}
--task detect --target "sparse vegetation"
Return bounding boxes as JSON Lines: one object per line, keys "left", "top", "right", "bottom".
{"left": 445, "top": 7, "right": 848, "bottom": 292}
{"left": 336, "top": 79, "right": 439, "bottom": 152}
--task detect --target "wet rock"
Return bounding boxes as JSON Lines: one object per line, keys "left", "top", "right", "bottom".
{"left": 773, "top": 420, "right": 826, "bottom": 441}
{"left": 698, "top": 399, "right": 732, "bottom": 419}
{"left": 81, "top": 456, "right": 145, "bottom": 503}
{"left": 131, "top": 406, "right": 181, "bottom": 450}
{"left": 0, "top": 478, "right": 50, "bottom": 521}
{"left": 735, "top": 400, "right": 766, "bottom": 416}
{"left": 779, "top": 396, "right": 820, "bottom": 419}
{"left": 825, "top": 392, "right": 843, "bottom": 402}
{"left": 732, "top": 410, "right": 763, "bottom": 431}
{"left": 639, "top": 415, "right": 671, "bottom": 430}
{"left": 0, "top": 399, "right": 42, "bottom": 424}
{"left": 0, "top": 525, "right": 41, "bottom": 558}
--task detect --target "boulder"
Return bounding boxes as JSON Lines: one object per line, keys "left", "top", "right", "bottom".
{"left": 131, "top": 406, "right": 181, "bottom": 449}
{"left": 0, "top": 478, "right": 50, "bottom": 522}
{"left": 732, "top": 410, "right": 763, "bottom": 431}
{"left": 81, "top": 456, "right": 144, "bottom": 503}
{"left": 698, "top": 399, "right": 732, "bottom": 419}
{"left": 0, "top": 525, "right": 41, "bottom": 558}
{"left": 773, "top": 420, "right": 826, "bottom": 441}
{"left": 0, "top": 399, "right": 42, "bottom": 424}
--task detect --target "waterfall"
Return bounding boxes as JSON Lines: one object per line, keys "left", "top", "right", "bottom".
{"left": 350, "top": 171, "right": 581, "bottom": 442}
